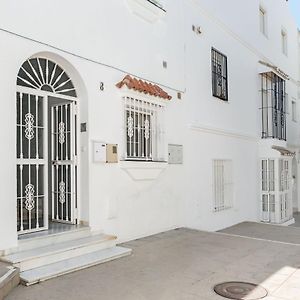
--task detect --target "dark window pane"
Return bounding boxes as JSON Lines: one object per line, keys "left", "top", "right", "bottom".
{"left": 211, "top": 48, "right": 228, "bottom": 101}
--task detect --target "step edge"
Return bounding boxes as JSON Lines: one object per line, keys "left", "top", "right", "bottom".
{"left": 0, "top": 267, "right": 19, "bottom": 289}
{"left": 2, "top": 235, "right": 117, "bottom": 264}
{"left": 18, "top": 227, "right": 91, "bottom": 244}
{"left": 17, "top": 242, "right": 118, "bottom": 272}
{"left": 4, "top": 227, "right": 92, "bottom": 255}
{"left": 21, "top": 248, "right": 132, "bottom": 286}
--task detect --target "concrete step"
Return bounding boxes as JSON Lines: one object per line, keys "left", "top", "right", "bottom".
{"left": 1, "top": 234, "right": 117, "bottom": 272}
{"left": 0, "top": 265, "right": 19, "bottom": 300}
{"left": 4, "top": 226, "right": 92, "bottom": 255}
{"left": 20, "top": 246, "right": 132, "bottom": 286}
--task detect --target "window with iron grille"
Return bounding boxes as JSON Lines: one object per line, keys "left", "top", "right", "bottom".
{"left": 124, "top": 96, "right": 165, "bottom": 161}
{"left": 211, "top": 48, "right": 228, "bottom": 101}
{"left": 260, "top": 72, "right": 286, "bottom": 140}
{"left": 213, "top": 160, "right": 233, "bottom": 212}
{"left": 281, "top": 29, "right": 288, "bottom": 56}
{"left": 259, "top": 6, "right": 267, "bottom": 36}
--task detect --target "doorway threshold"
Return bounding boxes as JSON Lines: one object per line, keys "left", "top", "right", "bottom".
{"left": 18, "top": 222, "right": 88, "bottom": 241}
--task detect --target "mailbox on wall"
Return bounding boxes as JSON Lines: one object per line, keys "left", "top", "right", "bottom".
{"left": 168, "top": 144, "right": 183, "bottom": 164}
{"left": 93, "top": 142, "right": 118, "bottom": 163}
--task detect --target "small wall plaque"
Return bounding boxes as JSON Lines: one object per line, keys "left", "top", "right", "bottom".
{"left": 168, "top": 144, "right": 183, "bottom": 164}
{"left": 81, "top": 123, "right": 87, "bottom": 132}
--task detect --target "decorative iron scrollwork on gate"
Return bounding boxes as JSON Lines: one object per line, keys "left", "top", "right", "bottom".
{"left": 58, "top": 122, "right": 66, "bottom": 144}
{"left": 144, "top": 119, "right": 150, "bottom": 140}
{"left": 25, "top": 113, "right": 35, "bottom": 140}
{"left": 59, "top": 181, "right": 66, "bottom": 204}
{"left": 127, "top": 116, "right": 134, "bottom": 138}
{"left": 25, "top": 183, "right": 35, "bottom": 211}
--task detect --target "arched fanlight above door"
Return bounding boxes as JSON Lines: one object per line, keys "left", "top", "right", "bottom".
{"left": 17, "top": 57, "right": 77, "bottom": 97}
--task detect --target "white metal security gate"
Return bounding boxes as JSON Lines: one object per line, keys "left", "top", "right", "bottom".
{"left": 16, "top": 57, "right": 79, "bottom": 234}
{"left": 279, "top": 159, "right": 289, "bottom": 221}
{"left": 51, "top": 102, "right": 77, "bottom": 224}
{"left": 17, "top": 90, "right": 48, "bottom": 234}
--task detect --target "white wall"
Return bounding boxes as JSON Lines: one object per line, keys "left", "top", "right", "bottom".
{"left": 0, "top": 0, "right": 299, "bottom": 249}
{"left": 0, "top": 0, "right": 185, "bottom": 91}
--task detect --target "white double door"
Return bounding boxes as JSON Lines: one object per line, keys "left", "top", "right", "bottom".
{"left": 17, "top": 89, "right": 78, "bottom": 234}
{"left": 261, "top": 158, "right": 291, "bottom": 224}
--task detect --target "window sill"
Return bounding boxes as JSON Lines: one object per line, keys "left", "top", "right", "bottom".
{"left": 213, "top": 207, "right": 233, "bottom": 213}
{"left": 119, "top": 160, "right": 168, "bottom": 181}
{"left": 126, "top": 0, "right": 166, "bottom": 23}
{"left": 213, "top": 94, "right": 228, "bottom": 102}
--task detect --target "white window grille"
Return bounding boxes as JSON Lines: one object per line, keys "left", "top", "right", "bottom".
{"left": 279, "top": 159, "right": 289, "bottom": 192}
{"left": 262, "top": 194, "right": 275, "bottom": 213}
{"left": 123, "top": 96, "right": 165, "bottom": 161}
{"left": 281, "top": 29, "right": 288, "bottom": 56}
{"left": 279, "top": 159, "right": 290, "bottom": 221}
{"left": 292, "top": 100, "right": 297, "bottom": 122}
{"left": 213, "top": 160, "right": 233, "bottom": 212}
{"left": 261, "top": 159, "right": 276, "bottom": 222}
{"left": 259, "top": 6, "right": 267, "bottom": 36}
{"left": 262, "top": 159, "right": 275, "bottom": 192}
{"left": 280, "top": 194, "right": 288, "bottom": 220}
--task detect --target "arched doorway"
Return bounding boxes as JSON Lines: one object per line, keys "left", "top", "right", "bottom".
{"left": 16, "top": 57, "right": 79, "bottom": 234}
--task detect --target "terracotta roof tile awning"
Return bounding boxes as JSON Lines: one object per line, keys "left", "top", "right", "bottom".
{"left": 272, "top": 146, "right": 295, "bottom": 156}
{"left": 116, "top": 75, "right": 172, "bottom": 100}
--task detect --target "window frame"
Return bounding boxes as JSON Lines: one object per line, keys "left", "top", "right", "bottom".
{"left": 211, "top": 48, "right": 229, "bottom": 102}
{"left": 213, "top": 159, "right": 233, "bottom": 212}
{"left": 260, "top": 72, "right": 287, "bottom": 140}
{"left": 281, "top": 28, "right": 288, "bottom": 56}
{"left": 122, "top": 93, "right": 167, "bottom": 162}
{"left": 259, "top": 6, "right": 268, "bottom": 37}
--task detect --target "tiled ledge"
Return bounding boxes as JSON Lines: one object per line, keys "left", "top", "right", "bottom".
{"left": 126, "top": 0, "right": 166, "bottom": 23}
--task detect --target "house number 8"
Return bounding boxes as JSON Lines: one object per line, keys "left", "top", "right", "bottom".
{"left": 100, "top": 82, "right": 104, "bottom": 91}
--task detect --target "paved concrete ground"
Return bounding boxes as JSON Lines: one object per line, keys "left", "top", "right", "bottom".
{"left": 7, "top": 226, "right": 300, "bottom": 300}
{"left": 292, "top": 212, "right": 300, "bottom": 227}
{"left": 220, "top": 221, "right": 300, "bottom": 244}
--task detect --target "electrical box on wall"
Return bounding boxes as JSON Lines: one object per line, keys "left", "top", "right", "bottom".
{"left": 168, "top": 144, "right": 183, "bottom": 164}
{"left": 93, "top": 142, "right": 118, "bottom": 163}
{"left": 106, "top": 144, "right": 118, "bottom": 163}
{"left": 93, "top": 142, "right": 106, "bottom": 162}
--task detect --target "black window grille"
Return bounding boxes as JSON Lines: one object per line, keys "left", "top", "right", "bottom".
{"left": 211, "top": 48, "right": 228, "bottom": 101}
{"left": 260, "top": 72, "right": 286, "bottom": 140}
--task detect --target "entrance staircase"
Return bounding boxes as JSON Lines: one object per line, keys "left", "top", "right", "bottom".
{"left": 0, "top": 263, "right": 19, "bottom": 299}
{"left": 0, "top": 227, "right": 131, "bottom": 286}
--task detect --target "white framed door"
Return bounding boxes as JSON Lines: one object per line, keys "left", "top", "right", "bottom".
{"left": 17, "top": 89, "right": 48, "bottom": 234}
{"left": 261, "top": 159, "right": 276, "bottom": 223}
{"left": 16, "top": 57, "right": 80, "bottom": 234}
{"left": 50, "top": 99, "right": 78, "bottom": 224}
{"left": 279, "top": 158, "right": 291, "bottom": 222}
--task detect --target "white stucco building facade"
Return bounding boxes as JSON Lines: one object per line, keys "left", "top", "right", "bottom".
{"left": 0, "top": 0, "right": 299, "bottom": 261}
